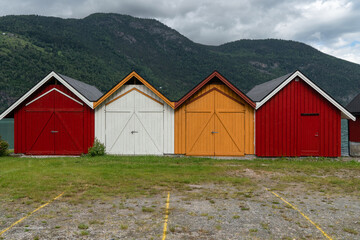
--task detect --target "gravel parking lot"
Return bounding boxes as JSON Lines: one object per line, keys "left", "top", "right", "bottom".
{"left": 1, "top": 156, "right": 359, "bottom": 239}
{"left": 1, "top": 183, "right": 359, "bottom": 240}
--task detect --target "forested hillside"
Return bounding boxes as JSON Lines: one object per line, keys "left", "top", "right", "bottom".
{"left": 0, "top": 13, "right": 359, "bottom": 112}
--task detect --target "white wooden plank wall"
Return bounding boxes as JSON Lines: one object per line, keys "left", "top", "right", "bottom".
{"left": 95, "top": 84, "right": 174, "bottom": 154}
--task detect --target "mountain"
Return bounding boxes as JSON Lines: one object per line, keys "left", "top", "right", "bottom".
{"left": 0, "top": 13, "right": 359, "bottom": 112}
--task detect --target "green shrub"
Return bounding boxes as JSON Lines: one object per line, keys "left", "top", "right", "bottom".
{"left": 0, "top": 136, "right": 9, "bottom": 156}
{"left": 88, "top": 138, "right": 105, "bottom": 156}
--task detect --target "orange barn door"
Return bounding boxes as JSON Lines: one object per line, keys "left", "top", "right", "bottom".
{"left": 185, "top": 89, "right": 215, "bottom": 155}
{"left": 185, "top": 87, "right": 245, "bottom": 156}
{"left": 214, "top": 89, "right": 245, "bottom": 156}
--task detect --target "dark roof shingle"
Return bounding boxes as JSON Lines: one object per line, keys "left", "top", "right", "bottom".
{"left": 57, "top": 73, "right": 103, "bottom": 101}
{"left": 346, "top": 93, "right": 360, "bottom": 114}
{"left": 247, "top": 73, "right": 292, "bottom": 102}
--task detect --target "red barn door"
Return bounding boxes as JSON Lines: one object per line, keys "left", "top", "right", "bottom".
{"left": 25, "top": 87, "right": 56, "bottom": 154}
{"left": 300, "top": 114, "right": 320, "bottom": 156}
{"left": 25, "top": 86, "right": 84, "bottom": 155}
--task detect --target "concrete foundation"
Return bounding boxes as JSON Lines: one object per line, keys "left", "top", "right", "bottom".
{"left": 349, "top": 141, "right": 360, "bottom": 157}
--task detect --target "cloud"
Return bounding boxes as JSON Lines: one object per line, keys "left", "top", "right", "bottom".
{"left": 311, "top": 32, "right": 360, "bottom": 64}
{"left": 0, "top": 0, "right": 360, "bottom": 64}
{"left": 314, "top": 43, "right": 360, "bottom": 64}
{"left": 274, "top": 0, "right": 357, "bottom": 41}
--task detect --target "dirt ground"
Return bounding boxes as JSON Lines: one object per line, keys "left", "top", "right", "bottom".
{"left": 1, "top": 182, "right": 359, "bottom": 240}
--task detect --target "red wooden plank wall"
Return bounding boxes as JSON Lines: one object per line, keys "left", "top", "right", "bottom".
{"left": 14, "top": 82, "right": 94, "bottom": 155}
{"left": 349, "top": 117, "right": 360, "bottom": 142}
{"left": 256, "top": 77, "right": 341, "bottom": 157}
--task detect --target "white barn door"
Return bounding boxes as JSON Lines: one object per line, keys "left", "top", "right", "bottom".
{"left": 105, "top": 89, "right": 135, "bottom": 154}
{"left": 105, "top": 86, "right": 164, "bottom": 155}
{"left": 134, "top": 89, "right": 164, "bottom": 154}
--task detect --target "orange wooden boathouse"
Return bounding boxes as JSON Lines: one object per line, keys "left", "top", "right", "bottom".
{"left": 174, "top": 71, "right": 255, "bottom": 156}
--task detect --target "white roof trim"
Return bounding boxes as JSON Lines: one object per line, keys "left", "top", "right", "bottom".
{"left": 256, "top": 70, "right": 356, "bottom": 121}
{"left": 26, "top": 88, "right": 83, "bottom": 106}
{"left": 0, "top": 71, "right": 94, "bottom": 120}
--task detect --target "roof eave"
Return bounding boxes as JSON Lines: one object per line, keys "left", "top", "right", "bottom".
{"left": 175, "top": 71, "right": 256, "bottom": 109}
{"left": 55, "top": 72, "right": 103, "bottom": 103}
{"left": 0, "top": 71, "right": 57, "bottom": 120}
{"left": 255, "top": 70, "right": 356, "bottom": 121}
{"left": 0, "top": 71, "right": 95, "bottom": 120}
{"left": 341, "top": 112, "right": 356, "bottom": 120}
{"left": 93, "top": 71, "right": 175, "bottom": 109}
{"left": 55, "top": 73, "right": 94, "bottom": 109}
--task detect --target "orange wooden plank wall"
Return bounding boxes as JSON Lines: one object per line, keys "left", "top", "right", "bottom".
{"left": 175, "top": 81, "right": 254, "bottom": 155}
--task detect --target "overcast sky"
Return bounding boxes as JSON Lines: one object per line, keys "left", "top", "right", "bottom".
{"left": 1, "top": 0, "right": 360, "bottom": 64}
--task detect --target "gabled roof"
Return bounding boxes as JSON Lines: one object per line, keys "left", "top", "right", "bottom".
{"left": 57, "top": 73, "right": 103, "bottom": 102}
{"left": 0, "top": 71, "right": 102, "bottom": 120}
{"left": 93, "top": 71, "right": 174, "bottom": 109}
{"left": 247, "top": 70, "right": 356, "bottom": 120}
{"left": 175, "top": 71, "right": 256, "bottom": 108}
{"left": 247, "top": 73, "right": 292, "bottom": 102}
{"left": 346, "top": 93, "right": 360, "bottom": 115}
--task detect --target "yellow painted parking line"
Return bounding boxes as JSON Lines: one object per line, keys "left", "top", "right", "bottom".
{"left": 266, "top": 188, "right": 332, "bottom": 240}
{"left": 0, "top": 192, "right": 64, "bottom": 237}
{"left": 162, "top": 192, "right": 170, "bottom": 240}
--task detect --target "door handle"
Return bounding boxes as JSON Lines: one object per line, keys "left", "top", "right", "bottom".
{"left": 131, "top": 131, "right": 138, "bottom": 134}
{"left": 50, "top": 131, "right": 58, "bottom": 133}
{"left": 211, "top": 131, "right": 218, "bottom": 134}
{"left": 315, "top": 132, "right": 319, "bottom": 137}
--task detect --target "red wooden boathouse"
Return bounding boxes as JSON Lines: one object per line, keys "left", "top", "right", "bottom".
{"left": 346, "top": 93, "right": 360, "bottom": 156}
{"left": 0, "top": 72, "right": 103, "bottom": 155}
{"left": 247, "top": 70, "right": 355, "bottom": 157}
